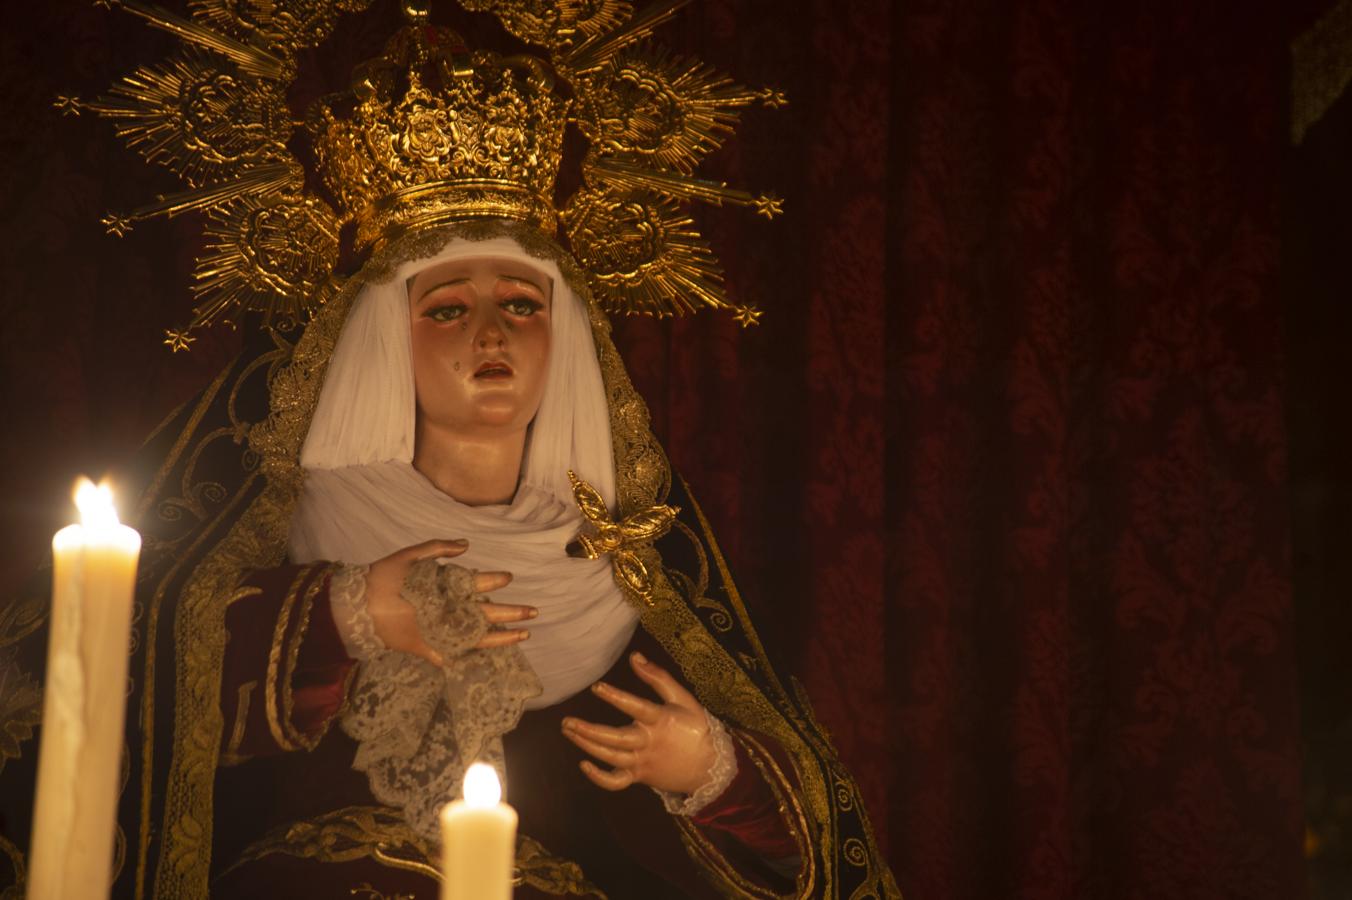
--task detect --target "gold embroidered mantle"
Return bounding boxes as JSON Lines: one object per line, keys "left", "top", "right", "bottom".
{"left": 126, "top": 221, "right": 899, "bottom": 898}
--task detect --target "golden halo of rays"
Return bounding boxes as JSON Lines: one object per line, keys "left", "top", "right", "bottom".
{"left": 572, "top": 43, "right": 759, "bottom": 173}
{"left": 459, "top": 0, "right": 634, "bottom": 51}
{"left": 76, "top": 0, "right": 785, "bottom": 347}
{"left": 562, "top": 188, "right": 730, "bottom": 318}
{"left": 188, "top": 0, "right": 375, "bottom": 51}
{"left": 559, "top": 0, "right": 692, "bottom": 74}
{"left": 79, "top": 49, "right": 292, "bottom": 187}
{"left": 190, "top": 194, "right": 343, "bottom": 333}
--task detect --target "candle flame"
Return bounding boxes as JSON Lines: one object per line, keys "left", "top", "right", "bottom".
{"left": 463, "top": 762, "right": 501, "bottom": 807}
{"left": 73, "top": 477, "right": 120, "bottom": 530}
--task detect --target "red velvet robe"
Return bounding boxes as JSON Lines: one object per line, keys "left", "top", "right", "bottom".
{"left": 211, "top": 563, "right": 802, "bottom": 898}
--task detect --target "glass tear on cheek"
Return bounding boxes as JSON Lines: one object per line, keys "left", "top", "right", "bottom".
{"left": 461, "top": 321, "right": 469, "bottom": 331}
{"left": 453, "top": 361, "right": 461, "bottom": 371}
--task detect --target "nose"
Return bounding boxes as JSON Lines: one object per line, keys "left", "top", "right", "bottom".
{"left": 475, "top": 312, "right": 507, "bottom": 350}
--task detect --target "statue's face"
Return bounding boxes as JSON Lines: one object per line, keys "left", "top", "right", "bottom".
{"left": 407, "top": 256, "right": 552, "bottom": 437}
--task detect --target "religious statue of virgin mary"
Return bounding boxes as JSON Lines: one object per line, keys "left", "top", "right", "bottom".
{"left": 0, "top": 1, "right": 898, "bottom": 897}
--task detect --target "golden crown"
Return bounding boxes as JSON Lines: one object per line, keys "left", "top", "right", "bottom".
{"left": 60, "top": 0, "right": 786, "bottom": 350}
{"left": 310, "top": 24, "right": 569, "bottom": 248}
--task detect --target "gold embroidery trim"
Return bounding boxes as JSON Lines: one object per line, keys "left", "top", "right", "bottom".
{"left": 279, "top": 565, "right": 339, "bottom": 751}
{"left": 152, "top": 471, "right": 289, "bottom": 899}
{"left": 224, "top": 806, "right": 604, "bottom": 898}
{"left": 515, "top": 834, "right": 607, "bottom": 898}
{"left": 587, "top": 301, "right": 844, "bottom": 894}
{"left": 140, "top": 466, "right": 269, "bottom": 900}
{"left": 132, "top": 359, "right": 237, "bottom": 523}
{"left": 220, "top": 680, "right": 257, "bottom": 766}
{"left": 222, "top": 804, "right": 439, "bottom": 882}
{"left": 580, "top": 268, "right": 896, "bottom": 895}
{"left": 132, "top": 361, "right": 267, "bottom": 897}
{"left": 219, "top": 583, "right": 265, "bottom": 765}
{"left": 0, "top": 654, "right": 42, "bottom": 775}
{"left": 0, "top": 590, "right": 47, "bottom": 651}
{"left": 682, "top": 486, "right": 796, "bottom": 710}
{"left": 676, "top": 730, "right": 816, "bottom": 899}
{"left": 680, "top": 479, "right": 902, "bottom": 897}
{"left": 350, "top": 883, "right": 414, "bottom": 900}
{"left": 264, "top": 567, "right": 313, "bottom": 752}
{"left": 0, "top": 831, "right": 25, "bottom": 900}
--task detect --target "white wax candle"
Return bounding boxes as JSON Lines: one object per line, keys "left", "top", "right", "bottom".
{"left": 28, "top": 478, "right": 141, "bottom": 900}
{"left": 440, "top": 762, "right": 518, "bottom": 900}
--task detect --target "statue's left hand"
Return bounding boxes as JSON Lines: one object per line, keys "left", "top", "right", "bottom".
{"left": 562, "top": 652, "right": 718, "bottom": 796}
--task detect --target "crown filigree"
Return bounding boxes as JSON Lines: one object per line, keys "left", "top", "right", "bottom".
{"left": 65, "top": 0, "right": 786, "bottom": 347}
{"left": 311, "top": 25, "right": 569, "bottom": 249}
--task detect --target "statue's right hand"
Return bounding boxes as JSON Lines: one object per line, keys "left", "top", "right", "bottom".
{"left": 364, "top": 538, "right": 535, "bottom": 666}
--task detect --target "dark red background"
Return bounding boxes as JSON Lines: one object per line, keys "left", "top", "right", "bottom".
{"left": 2, "top": 1, "right": 1347, "bottom": 897}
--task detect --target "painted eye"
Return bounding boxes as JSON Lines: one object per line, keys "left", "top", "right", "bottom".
{"left": 426, "top": 304, "right": 466, "bottom": 322}
{"left": 501, "top": 297, "right": 543, "bottom": 317}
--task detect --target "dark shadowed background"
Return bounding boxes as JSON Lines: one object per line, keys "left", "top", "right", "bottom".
{"left": 2, "top": 1, "right": 1348, "bottom": 897}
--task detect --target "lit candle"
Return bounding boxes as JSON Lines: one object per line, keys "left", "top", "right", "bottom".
{"left": 440, "top": 762, "right": 518, "bottom": 900}
{"left": 28, "top": 478, "right": 141, "bottom": 900}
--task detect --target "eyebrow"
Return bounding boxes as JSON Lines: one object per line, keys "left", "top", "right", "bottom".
{"left": 497, "top": 275, "right": 547, "bottom": 293}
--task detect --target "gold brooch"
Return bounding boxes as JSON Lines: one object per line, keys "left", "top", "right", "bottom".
{"left": 568, "top": 470, "right": 678, "bottom": 609}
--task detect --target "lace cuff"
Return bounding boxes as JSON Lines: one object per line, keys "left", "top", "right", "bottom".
{"left": 340, "top": 559, "right": 543, "bottom": 844}
{"left": 656, "top": 710, "right": 738, "bottom": 817}
{"left": 330, "top": 564, "right": 382, "bottom": 660}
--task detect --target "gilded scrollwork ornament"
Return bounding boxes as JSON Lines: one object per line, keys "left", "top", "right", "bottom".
{"left": 0, "top": 655, "right": 42, "bottom": 776}
{"left": 572, "top": 43, "right": 761, "bottom": 171}
{"left": 458, "top": 0, "right": 633, "bottom": 50}
{"left": 63, "top": 49, "right": 292, "bottom": 185}
{"left": 189, "top": 0, "right": 376, "bottom": 51}
{"left": 191, "top": 194, "right": 344, "bottom": 334}
{"left": 561, "top": 186, "right": 729, "bottom": 318}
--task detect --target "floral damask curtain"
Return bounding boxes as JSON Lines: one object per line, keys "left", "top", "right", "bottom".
{"left": 0, "top": 1, "right": 1332, "bottom": 898}
{"left": 627, "top": 1, "right": 1308, "bottom": 896}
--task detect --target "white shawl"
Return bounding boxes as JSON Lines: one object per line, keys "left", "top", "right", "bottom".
{"left": 288, "top": 236, "right": 638, "bottom": 709}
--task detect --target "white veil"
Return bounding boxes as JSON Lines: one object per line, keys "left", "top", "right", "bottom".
{"left": 288, "top": 235, "right": 637, "bottom": 709}
{"left": 297, "top": 235, "right": 616, "bottom": 506}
